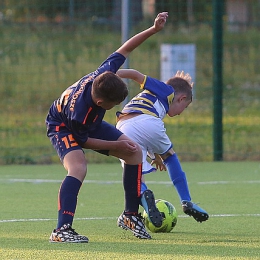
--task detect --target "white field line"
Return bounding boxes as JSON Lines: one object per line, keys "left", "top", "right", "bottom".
{"left": 1, "top": 179, "right": 260, "bottom": 185}
{"left": 0, "top": 178, "right": 259, "bottom": 223}
{"left": 1, "top": 214, "right": 260, "bottom": 224}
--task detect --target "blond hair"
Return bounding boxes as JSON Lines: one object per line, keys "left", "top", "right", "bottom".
{"left": 174, "top": 70, "right": 194, "bottom": 88}
{"left": 165, "top": 70, "right": 193, "bottom": 100}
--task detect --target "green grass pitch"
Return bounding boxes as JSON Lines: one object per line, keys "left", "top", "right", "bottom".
{"left": 0, "top": 162, "right": 259, "bottom": 259}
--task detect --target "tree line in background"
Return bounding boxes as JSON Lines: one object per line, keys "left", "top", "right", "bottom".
{"left": 0, "top": 0, "right": 219, "bottom": 25}
{"left": 1, "top": 0, "right": 260, "bottom": 29}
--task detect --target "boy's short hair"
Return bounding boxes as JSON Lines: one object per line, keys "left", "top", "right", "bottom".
{"left": 166, "top": 71, "right": 193, "bottom": 100}
{"left": 92, "top": 71, "right": 128, "bottom": 103}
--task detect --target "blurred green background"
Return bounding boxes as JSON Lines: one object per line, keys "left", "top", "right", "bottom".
{"left": 0, "top": 0, "right": 259, "bottom": 164}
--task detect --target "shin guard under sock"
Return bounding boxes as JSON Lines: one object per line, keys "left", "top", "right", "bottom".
{"left": 164, "top": 153, "right": 191, "bottom": 202}
{"left": 123, "top": 163, "right": 142, "bottom": 215}
{"left": 57, "top": 176, "right": 82, "bottom": 229}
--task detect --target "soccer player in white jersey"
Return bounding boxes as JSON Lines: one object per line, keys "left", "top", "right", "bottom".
{"left": 116, "top": 69, "right": 209, "bottom": 223}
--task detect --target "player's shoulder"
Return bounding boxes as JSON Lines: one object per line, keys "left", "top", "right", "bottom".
{"left": 145, "top": 76, "right": 166, "bottom": 87}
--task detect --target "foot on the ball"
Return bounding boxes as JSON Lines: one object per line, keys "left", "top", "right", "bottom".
{"left": 141, "top": 189, "right": 163, "bottom": 227}
{"left": 182, "top": 201, "right": 209, "bottom": 222}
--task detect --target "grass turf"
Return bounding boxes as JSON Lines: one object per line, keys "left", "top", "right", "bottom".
{"left": 0, "top": 162, "right": 259, "bottom": 259}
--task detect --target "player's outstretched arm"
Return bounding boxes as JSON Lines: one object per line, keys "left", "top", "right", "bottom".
{"left": 116, "top": 12, "right": 168, "bottom": 58}
{"left": 117, "top": 69, "right": 145, "bottom": 84}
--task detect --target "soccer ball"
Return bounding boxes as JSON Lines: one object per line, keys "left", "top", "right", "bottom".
{"left": 143, "top": 199, "right": 177, "bottom": 233}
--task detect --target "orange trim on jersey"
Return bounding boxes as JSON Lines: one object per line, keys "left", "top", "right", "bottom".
{"left": 137, "top": 163, "right": 142, "bottom": 197}
{"left": 83, "top": 107, "right": 93, "bottom": 124}
{"left": 55, "top": 122, "right": 65, "bottom": 132}
{"left": 55, "top": 123, "right": 65, "bottom": 132}
{"left": 93, "top": 115, "right": 98, "bottom": 122}
{"left": 56, "top": 103, "right": 62, "bottom": 113}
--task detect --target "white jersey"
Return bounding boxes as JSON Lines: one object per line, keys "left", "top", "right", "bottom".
{"left": 117, "top": 114, "right": 172, "bottom": 173}
{"left": 116, "top": 75, "right": 174, "bottom": 174}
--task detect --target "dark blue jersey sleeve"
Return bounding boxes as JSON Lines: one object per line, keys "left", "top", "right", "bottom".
{"left": 93, "top": 52, "right": 126, "bottom": 75}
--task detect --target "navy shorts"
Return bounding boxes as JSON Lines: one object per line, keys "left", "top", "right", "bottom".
{"left": 47, "top": 121, "right": 123, "bottom": 161}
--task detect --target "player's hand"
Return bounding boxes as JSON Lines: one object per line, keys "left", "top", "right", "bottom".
{"left": 115, "top": 140, "right": 139, "bottom": 154}
{"left": 153, "top": 12, "right": 168, "bottom": 32}
{"left": 151, "top": 155, "right": 166, "bottom": 171}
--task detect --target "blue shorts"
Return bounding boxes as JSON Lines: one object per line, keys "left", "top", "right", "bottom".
{"left": 47, "top": 121, "right": 123, "bottom": 161}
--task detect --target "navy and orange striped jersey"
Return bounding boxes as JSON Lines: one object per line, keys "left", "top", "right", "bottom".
{"left": 118, "top": 75, "right": 174, "bottom": 119}
{"left": 46, "top": 52, "right": 125, "bottom": 145}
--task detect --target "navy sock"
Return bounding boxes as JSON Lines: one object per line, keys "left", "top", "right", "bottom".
{"left": 164, "top": 153, "right": 191, "bottom": 202}
{"left": 123, "top": 163, "right": 142, "bottom": 215}
{"left": 57, "top": 176, "right": 82, "bottom": 229}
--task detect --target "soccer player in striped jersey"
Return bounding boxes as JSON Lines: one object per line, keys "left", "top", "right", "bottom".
{"left": 116, "top": 69, "right": 209, "bottom": 223}
{"left": 46, "top": 12, "right": 168, "bottom": 242}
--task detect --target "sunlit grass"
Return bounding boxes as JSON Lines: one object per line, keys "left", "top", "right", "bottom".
{"left": 0, "top": 163, "right": 259, "bottom": 259}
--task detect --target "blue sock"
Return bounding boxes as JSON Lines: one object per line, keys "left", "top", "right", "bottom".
{"left": 140, "top": 182, "right": 148, "bottom": 208}
{"left": 164, "top": 153, "right": 191, "bottom": 202}
{"left": 141, "top": 182, "right": 148, "bottom": 194}
{"left": 57, "top": 176, "right": 82, "bottom": 229}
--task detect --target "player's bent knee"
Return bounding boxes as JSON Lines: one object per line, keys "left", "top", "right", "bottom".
{"left": 114, "top": 146, "right": 142, "bottom": 165}
{"left": 67, "top": 162, "right": 87, "bottom": 182}
{"left": 63, "top": 150, "right": 87, "bottom": 181}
